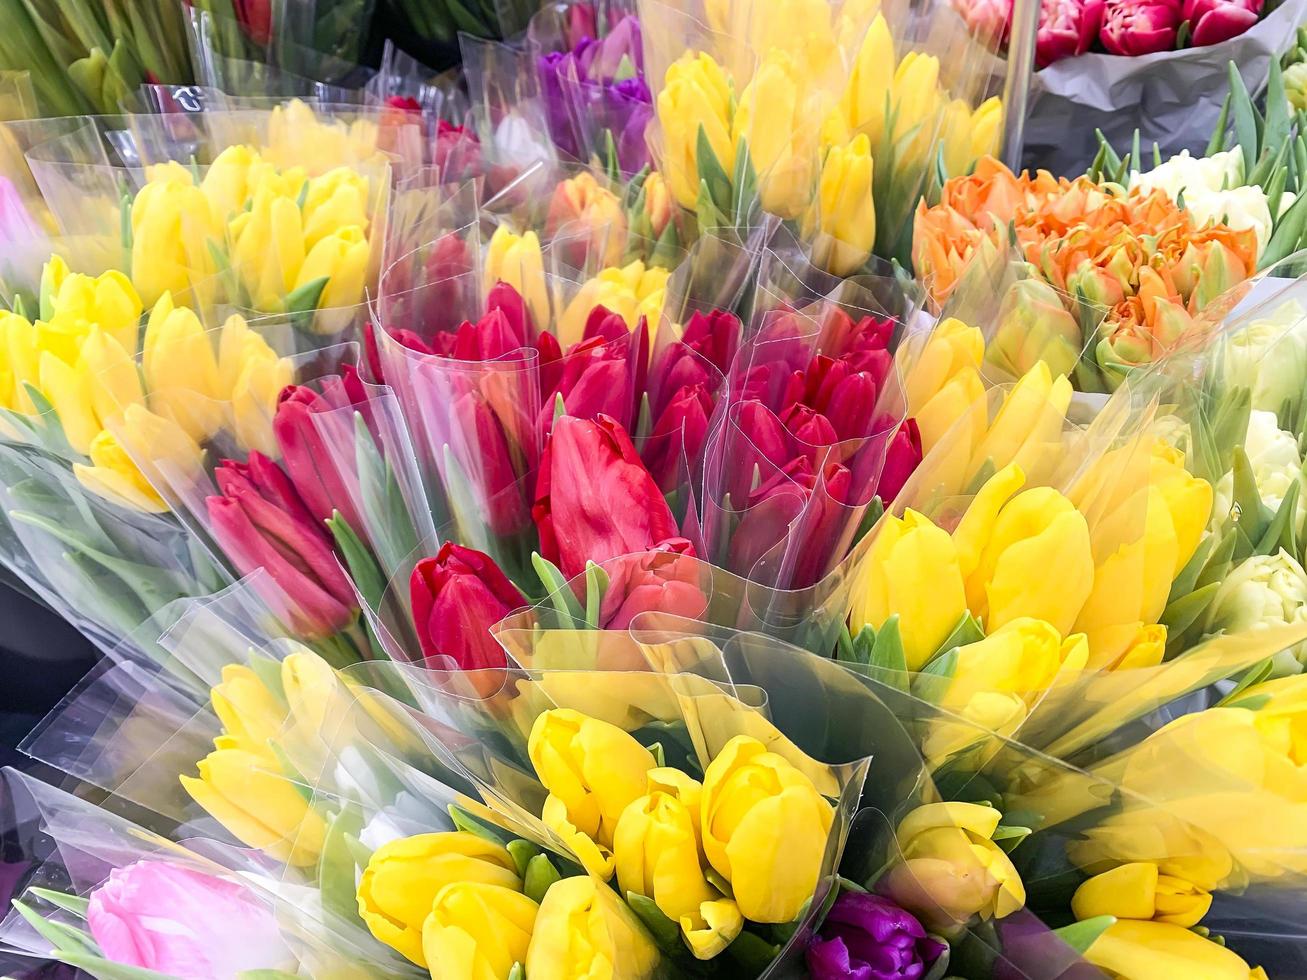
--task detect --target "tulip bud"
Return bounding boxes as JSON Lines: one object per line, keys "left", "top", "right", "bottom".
{"left": 952, "top": 464, "right": 1095, "bottom": 636}
{"left": 409, "top": 542, "right": 527, "bottom": 671}
{"left": 701, "top": 735, "right": 834, "bottom": 923}
{"left": 201, "top": 144, "right": 260, "bottom": 223}
{"left": 143, "top": 292, "right": 223, "bottom": 442}
{"left": 485, "top": 226, "right": 550, "bottom": 332}
{"left": 656, "top": 53, "right": 736, "bottom": 209}
{"left": 1084, "top": 921, "right": 1260, "bottom": 980}
{"left": 803, "top": 134, "right": 875, "bottom": 277}
{"left": 1100, "top": 0, "right": 1181, "bottom": 56}
{"left": 529, "top": 709, "right": 657, "bottom": 878}
{"left": 534, "top": 414, "right": 689, "bottom": 579}
{"left": 1072, "top": 862, "right": 1212, "bottom": 927}
{"left": 806, "top": 892, "right": 945, "bottom": 980}
{"left": 641, "top": 171, "right": 675, "bottom": 238}
{"left": 180, "top": 744, "right": 327, "bottom": 866}
{"left": 272, "top": 383, "right": 365, "bottom": 531}
{"left": 642, "top": 382, "right": 714, "bottom": 491}
{"left": 526, "top": 876, "right": 661, "bottom": 980}
{"left": 839, "top": 14, "right": 895, "bottom": 141}
{"left": 73, "top": 428, "right": 171, "bottom": 512}
{"left": 733, "top": 48, "right": 817, "bottom": 219}
{"left": 295, "top": 225, "right": 370, "bottom": 335}
{"left": 614, "top": 768, "right": 743, "bottom": 959}
{"left": 1037, "top": 0, "right": 1105, "bottom": 65}
{"left": 558, "top": 260, "right": 670, "bottom": 349}
{"left": 358, "top": 832, "right": 522, "bottom": 966}
{"left": 1184, "top": 0, "right": 1259, "bottom": 45}
{"left": 987, "top": 278, "right": 1082, "bottom": 382}
{"left": 546, "top": 172, "right": 628, "bottom": 269}
{"left": 230, "top": 185, "right": 305, "bottom": 313}
{"left": 301, "top": 167, "right": 371, "bottom": 251}
{"left": 45, "top": 266, "right": 143, "bottom": 355}
{"left": 131, "top": 163, "right": 220, "bottom": 307}
{"left": 883, "top": 802, "right": 1025, "bottom": 931}
{"left": 88, "top": 862, "right": 295, "bottom": 978}
{"left": 850, "top": 509, "right": 968, "bottom": 670}
{"left": 207, "top": 452, "right": 357, "bottom": 639}
{"left": 424, "top": 882, "right": 539, "bottom": 979}
{"left": 211, "top": 663, "right": 286, "bottom": 753}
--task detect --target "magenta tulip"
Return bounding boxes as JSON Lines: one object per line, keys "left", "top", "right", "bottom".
{"left": 1183, "top": 0, "right": 1260, "bottom": 45}
{"left": 1100, "top": 0, "right": 1180, "bottom": 55}
{"left": 207, "top": 453, "right": 357, "bottom": 638}
{"left": 409, "top": 542, "right": 526, "bottom": 670}
{"left": 448, "top": 391, "right": 533, "bottom": 536}
{"left": 642, "top": 382, "right": 714, "bottom": 491}
{"left": 1036, "top": 0, "right": 1106, "bottom": 65}
{"left": 273, "top": 383, "right": 365, "bottom": 533}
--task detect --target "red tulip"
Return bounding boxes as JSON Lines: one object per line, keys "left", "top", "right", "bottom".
{"left": 533, "top": 414, "right": 690, "bottom": 578}
{"left": 409, "top": 542, "right": 526, "bottom": 669}
{"left": 877, "top": 418, "right": 923, "bottom": 504}
{"left": 600, "top": 542, "right": 707, "bottom": 629}
{"left": 208, "top": 453, "right": 357, "bottom": 638}
{"left": 233, "top": 0, "right": 271, "bottom": 45}
{"left": 642, "top": 382, "right": 714, "bottom": 491}
{"left": 649, "top": 309, "right": 739, "bottom": 414}
{"left": 273, "top": 385, "right": 364, "bottom": 533}
{"left": 1100, "top": 0, "right": 1179, "bottom": 56}
{"left": 433, "top": 121, "right": 483, "bottom": 183}
{"left": 449, "top": 391, "right": 533, "bottom": 536}
{"left": 1037, "top": 0, "right": 1106, "bottom": 65}
{"left": 1183, "top": 0, "right": 1260, "bottom": 45}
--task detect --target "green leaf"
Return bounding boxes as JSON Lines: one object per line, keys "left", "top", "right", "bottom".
{"left": 11, "top": 899, "right": 99, "bottom": 957}
{"left": 285, "top": 275, "right": 330, "bottom": 317}
{"left": 992, "top": 824, "right": 1032, "bottom": 852}
{"left": 523, "top": 853, "right": 562, "bottom": 904}
{"left": 1052, "top": 915, "right": 1115, "bottom": 954}
{"left": 625, "top": 892, "right": 682, "bottom": 951}
{"left": 913, "top": 647, "right": 958, "bottom": 703}
{"left": 532, "top": 552, "right": 585, "bottom": 624}
{"left": 327, "top": 512, "right": 385, "bottom": 613}
{"left": 448, "top": 803, "right": 510, "bottom": 844}
{"left": 1160, "top": 581, "right": 1220, "bottom": 639}
{"left": 507, "top": 964, "right": 525, "bottom": 980}
{"left": 1256, "top": 479, "right": 1299, "bottom": 555}
{"left": 319, "top": 806, "right": 365, "bottom": 922}
{"left": 696, "top": 124, "right": 734, "bottom": 216}
{"left": 1261, "top": 183, "right": 1307, "bottom": 268}
{"left": 27, "top": 888, "right": 89, "bottom": 918}
{"left": 867, "top": 615, "right": 909, "bottom": 691}
{"left": 934, "top": 611, "right": 984, "bottom": 655}
{"left": 1207, "top": 92, "right": 1233, "bottom": 156}
{"left": 1228, "top": 61, "right": 1259, "bottom": 176}
{"left": 1265, "top": 59, "right": 1291, "bottom": 159}
{"left": 507, "top": 839, "right": 542, "bottom": 878}
{"left": 725, "top": 930, "right": 783, "bottom": 972}
{"left": 44, "top": 951, "right": 176, "bottom": 980}
{"left": 647, "top": 740, "right": 666, "bottom": 767}
{"left": 583, "top": 560, "right": 609, "bottom": 629}
{"left": 1168, "top": 533, "right": 1217, "bottom": 604}
{"left": 1218, "top": 657, "right": 1276, "bottom": 707}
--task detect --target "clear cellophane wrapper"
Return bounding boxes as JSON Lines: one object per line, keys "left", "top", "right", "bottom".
{"left": 696, "top": 244, "right": 922, "bottom": 591}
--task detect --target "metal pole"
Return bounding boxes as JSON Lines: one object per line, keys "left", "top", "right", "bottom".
{"left": 1000, "top": 0, "right": 1040, "bottom": 170}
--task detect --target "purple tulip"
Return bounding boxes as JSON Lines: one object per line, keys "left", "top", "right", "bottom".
{"left": 1183, "top": 0, "right": 1261, "bottom": 45}
{"left": 806, "top": 893, "right": 946, "bottom": 980}
{"left": 1100, "top": 0, "right": 1181, "bottom": 55}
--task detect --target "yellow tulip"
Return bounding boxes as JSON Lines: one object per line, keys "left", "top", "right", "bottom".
{"left": 79, "top": 327, "right": 145, "bottom": 426}
{"left": 72, "top": 413, "right": 199, "bottom": 512}
{"left": 529, "top": 709, "right": 656, "bottom": 870}
{"left": 802, "top": 134, "right": 875, "bottom": 276}
{"left": 525, "top": 875, "right": 660, "bottom": 980}
{"left": 656, "top": 53, "right": 736, "bottom": 209}
{"left": 143, "top": 293, "right": 223, "bottom": 441}
{"left": 47, "top": 267, "right": 142, "bottom": 355}
{"left": 131, "top": 165, "right": 219, "bottom": 307}
{"left": 210, "top": 663, "right": 286, "bottom": 754}
{"left": 1071, "top": 862, "right": 1212, "bottom": 927}
{"left": 301, "top": 166, "right": 371, "bottom": 250}
{"left": 264, "top": 99, "right": 381, "bottom": 173}
{"left": 357, "top": 832, "right": 522, "bottom": 967}
{"left": 890, "top": 52, "right": 944, "bottom": 171}
{"left": 903, "top": 318, "right": 985, "bottom": 414}
{"left": 423, "top": 882, "right": 538, "bottom": 980}
{"left": 280, "top": 649, "right": 347, "bottom": 738}
{"left": 201, "top": 144, "right": 261, "bottom": 223}
{"left": 706, "top": 0, "right": 838, "bottom": 79}
{"left": 970, "top": 362, "right": 1072, "bottom": 483}
{"left": 295, "top": 225, "right": 370, "bottom": 335}
{"left": 1068, "top": 807, "right": 1235, "bottom": 893}
{"left": 922, "top": 690, "right": 1027, "bottom": 767}
{"left": 613, "top": 768, "right": 743, "bottom": 959}
{"left": 733, "top": 48, "right": 817, "bottom": 219}
{"left": 1084, "top": 920, "right": 1262, "bottom": 980}
{"left": 484, "top": 226, "right": 549, "bottom": 331}
{"left": 838, "top": 14, "right": 895, "bottom": 141}
{"left": 180, "top": 746, "right": 326, "bottom": 866}
{"left": 946, "top": 618, "right": 1089, "bottom": 706}
{"left": 968, "top": 97, "right": 1003, "bottom": 162}
{"left": 217, "top": 313, "right": 292, "bottom": 456}
{"left": 883, "top": 801, "right": 1025, "bottom": 931}
{"left": 229, "top": 185, "right": 304, "bottom": 314}
{"left": 1241, "top": 674, "right": 1307, "bottom": 765}
{"left": 557, "top": 260, "right": 670, "bottom": 349}
{"left": 700, "top": 735, "right": 833, "bottom": 923}
{"left": 38, "top": 351, "right": 101, "bottom": 454}
{"left": 849, "top": 508, "right": 967, "bottom": 670}
{"left": 937, "top": 99, "right": 975, "bottom": 179}
{"left": 952, "top": 463, "right": 1095, "bottom": 635}
{"left": 1148, "top": 444, "right": 1211, "bottom": 574}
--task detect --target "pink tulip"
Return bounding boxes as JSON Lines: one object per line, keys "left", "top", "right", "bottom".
{"left": 1036, "top": 0, "right": 1106, "bottom": 65}
{"left": 957, "top": 0, "right": 1013, "bottom": 45}
{"left": 0, "top": 177, "right": 43, "bottom": 252}
{"left": 1183, "top": 0, "right": 1260, "bottom": 45}
{"left": 600, "top": 542, "right": 707, "bottom": 629}
{"left": 1100, "top": 0, "right": 1181, "bottom": 56}
{"left": 87, "top": 862, "right": 293, "bottom": 979}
